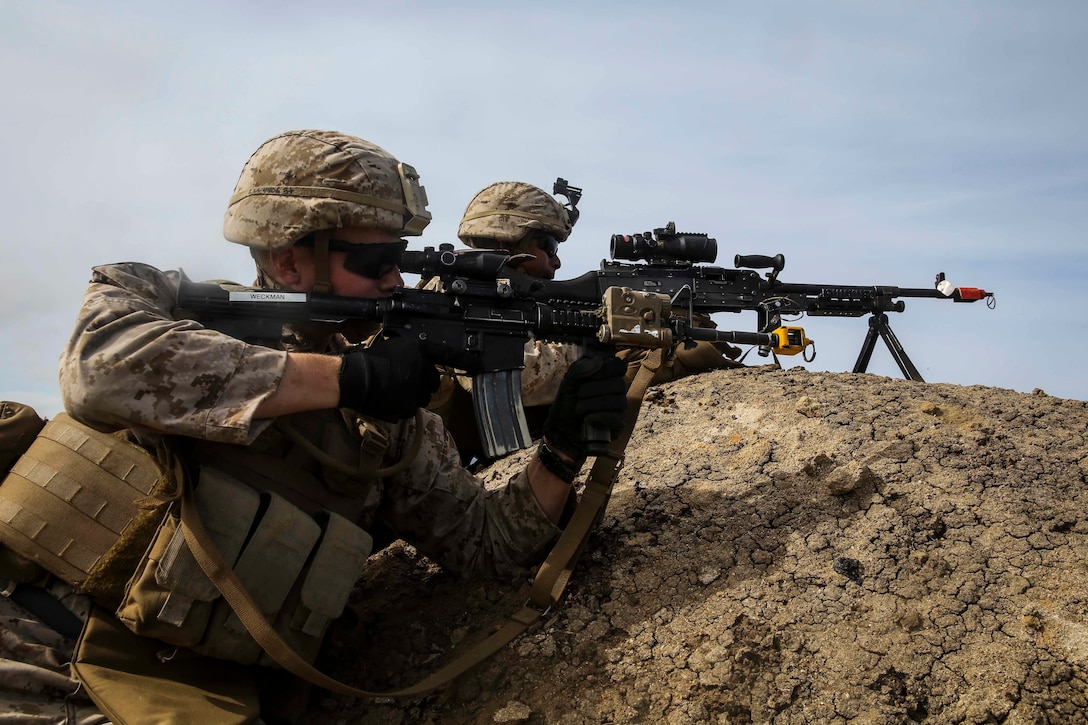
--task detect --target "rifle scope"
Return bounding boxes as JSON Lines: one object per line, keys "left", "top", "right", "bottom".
{"left": 610, "top": 223, "right": 717, "bottom": 264}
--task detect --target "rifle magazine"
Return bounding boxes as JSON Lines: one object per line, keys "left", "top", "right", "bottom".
{"left": 472, "top": 371, "right": 532, "bottom": 459}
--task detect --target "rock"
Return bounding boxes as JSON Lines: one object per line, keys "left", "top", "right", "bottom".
{"left": 493, "top": 701, "right": 532, "bottom": 722}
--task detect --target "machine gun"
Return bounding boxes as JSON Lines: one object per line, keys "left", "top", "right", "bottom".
{"left": 175, "top": 261, "right": 794, "bottom": 459}
{"left": 177, "top": 223, "right": 992, "bottom": 456}
{"left": 481, "top": 221, "right": 994, "bottom": 382}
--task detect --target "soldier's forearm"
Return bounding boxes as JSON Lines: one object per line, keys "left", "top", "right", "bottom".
{"left": 254, "top": 352, "right": 341, "bottom": 419}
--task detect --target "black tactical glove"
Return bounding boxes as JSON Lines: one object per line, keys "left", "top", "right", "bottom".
{"left": 338, "top": 337, "right": 479, "bottom": 422}
{"left": 543, "top": 355, "right": 628, "bottom": 461}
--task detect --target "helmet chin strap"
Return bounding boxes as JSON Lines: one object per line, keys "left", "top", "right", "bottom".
{"left": 311, "top": 229, "right": 333, "bottom": 295}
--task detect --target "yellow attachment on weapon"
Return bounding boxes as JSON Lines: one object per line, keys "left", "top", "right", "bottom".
{"left": 771, "top": 326, "right": 815, "bottom": 360}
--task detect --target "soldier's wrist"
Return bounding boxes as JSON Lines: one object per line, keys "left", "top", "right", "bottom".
{"left": 537, "top": 439, "right": 583, "bottom": 484}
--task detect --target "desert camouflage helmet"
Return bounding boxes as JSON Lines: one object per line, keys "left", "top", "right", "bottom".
{"left": 223, "top": 129, "right": 431, "bottom": 251}
{"left": 457, "top": 181, "right": 572, "bottom": 248}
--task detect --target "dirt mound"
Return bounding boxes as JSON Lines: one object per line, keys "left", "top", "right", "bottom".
{"left": 312, "top": 366, "right": 1088, "bottom": 724}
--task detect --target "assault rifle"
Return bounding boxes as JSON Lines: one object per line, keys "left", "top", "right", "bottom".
{"left": 176, "top": 222, "right": 993, "bottom": 457}
{"left": 484, "top": 221, "right": 995, "bottom": 382}
{"left": 175, "top": 257, "right": 793, "bottom": 459}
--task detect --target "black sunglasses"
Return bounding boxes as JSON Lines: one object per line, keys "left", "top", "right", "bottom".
{"left": 296, "top": 236, "right": 407, "bottom": 279}
{"left": 536, "top": 234, "right": 561, "bottom": 258}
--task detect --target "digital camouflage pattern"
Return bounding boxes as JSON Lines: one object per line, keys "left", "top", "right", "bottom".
{"left": 355, "top": 409, "right": 557, "bottom": 574}
{"left": 457, "top": 181, "right": 571, "bottom": 247}
{"left": 13, "top": 259, "right": 566, "bottom": 721}
{"left": 518, "top": 341, "right": 582, "bottom": 407}
{"left": 59, "top": 262, "right": 560, "bottom": 575}
{"left": 0, "top": 581, "right": 106, "bottom": 724}
{"left": 60, "top": 264, "right": 286, "bottom": 446}
{"left": 223, "top": 130, "right": 428, "bottom": 252}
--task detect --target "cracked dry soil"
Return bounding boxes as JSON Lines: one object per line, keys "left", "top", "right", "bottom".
{"left": 310, "top": 366, "right": 1088, "bottom": 724}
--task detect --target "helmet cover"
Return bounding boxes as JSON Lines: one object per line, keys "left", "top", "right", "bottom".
{"left": 224, "top": 129, "right": 430, "bottom": 251}
{"left": 457, "top": 181, "right": 571, "bottom": 248}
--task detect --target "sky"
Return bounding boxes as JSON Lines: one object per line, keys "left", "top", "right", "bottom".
{"left": 2, "top": 0, "right": 1086, "bottom": 417}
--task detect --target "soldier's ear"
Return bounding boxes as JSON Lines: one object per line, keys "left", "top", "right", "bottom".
{"left": 267, "top": 246, "right": 305, "bottom": 286}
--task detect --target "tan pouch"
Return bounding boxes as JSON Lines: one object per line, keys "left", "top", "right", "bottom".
{"left": 116, "top": 466, "right": 262, "bottom": 648}
{"left": 118, "top": 466, "right": 370, "bottom": 668}
{"left": 74, "top": 605, "right": 261, "bottom": 725}
{"left": 0, "top": 413, "right": 170, "bottom": 608}
{"left": 257, "top": 511, "right": 372, "bottom": 667}
{"left": 0, "top": 401, "right": 45, "bottom": 473}
{"left": 198, "top": 485, "right": 321, "bottom": 665}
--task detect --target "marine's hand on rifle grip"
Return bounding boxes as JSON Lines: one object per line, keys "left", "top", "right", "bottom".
{"left": 543, "top": 354, "right": 628, "bottom": 462}
{"left": 338, "top": 336, "right": 480, "bottom": 422}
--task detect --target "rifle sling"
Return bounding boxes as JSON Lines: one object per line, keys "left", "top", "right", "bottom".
{"left": 172, "top": 348, "right": 664, "bottom": 699}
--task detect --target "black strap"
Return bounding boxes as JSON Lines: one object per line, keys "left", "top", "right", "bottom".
{"left": 1, "top": 577, "right": 84, "bottom": 640}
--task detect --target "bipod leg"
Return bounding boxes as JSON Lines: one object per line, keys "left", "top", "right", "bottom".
{"left": 853, "top": 313, "right": 925, "bottom": 381}
{"left": 852, "top": 315, "right": 881, "bottom": 374}
{"left": 874, "top": 313, "right": 925, "bottom": 381}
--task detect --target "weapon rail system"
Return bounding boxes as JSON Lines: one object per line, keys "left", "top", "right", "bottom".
{"left": 404, "top": 221, "right": 996, "bottom": 383}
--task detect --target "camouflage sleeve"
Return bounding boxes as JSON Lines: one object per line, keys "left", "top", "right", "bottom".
{"left": 58, "top": 263, "right": 286, "bottom": 444}
{"left": 519, "top": 340, "right": 581, "bottom": 407}
{"left": 617, "top": 338, "right": 744, "bottom": 386}
{"left": 374, "top": 410, "right": 560, "bottom": 578}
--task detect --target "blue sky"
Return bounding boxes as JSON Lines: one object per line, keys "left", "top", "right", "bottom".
{"left": 3, "top": 0, "right": 1086, "bottom": 415}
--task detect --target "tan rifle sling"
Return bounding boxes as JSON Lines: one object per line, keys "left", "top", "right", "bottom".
{"left": 168, "top": 348, "right": 664, "bottom": 698}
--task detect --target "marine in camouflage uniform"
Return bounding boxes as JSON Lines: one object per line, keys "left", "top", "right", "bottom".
{"left": 430, "top": 180, "right": 744, "bottom": 466}
{"left": 1, "top": 131, "right": 628, "bottom": 724}
{"left": 427, "top": 181, "right": 582, "bottom": 465}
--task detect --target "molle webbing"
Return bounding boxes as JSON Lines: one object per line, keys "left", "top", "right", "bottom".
{"left": 0, "top": 414, "right": 167, "bottom": 600}
{"left": 117, "top": 466, "right": 373, "bottom": 668}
